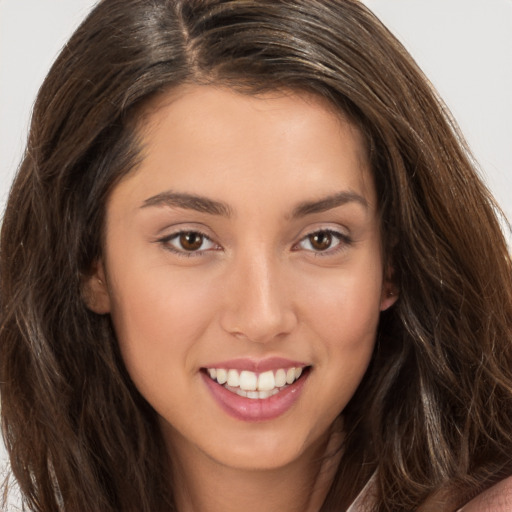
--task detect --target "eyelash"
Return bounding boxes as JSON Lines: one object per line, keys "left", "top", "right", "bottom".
{"left": 157, "top": 230, "right": 220, "bottom": 258}
{"left": 293, "top": 229, "right": 353, "bottom": 256}
{"left": 157, "top": 228, "right": 352, "bottom": 258}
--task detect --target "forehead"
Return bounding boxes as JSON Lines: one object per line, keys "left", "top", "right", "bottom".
{"left": 138, "top": 84, "right": 367, "bottom": 157}
{"left": 113, "top": 84, "right": 376, "bottom": 215}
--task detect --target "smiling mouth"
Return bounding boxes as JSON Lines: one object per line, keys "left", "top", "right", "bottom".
{"left": 202, "top": 367, "right": 309, "bottom": 399}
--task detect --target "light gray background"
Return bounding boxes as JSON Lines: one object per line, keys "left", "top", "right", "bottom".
{"left": 1, "top": 0, "right": 511, "bottom": 467}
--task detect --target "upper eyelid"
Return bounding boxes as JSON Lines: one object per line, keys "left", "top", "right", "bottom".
{"left": 155, "top": 223, "right": 218, "bottom": 244}
{"left": 297, "top": 225, "right": 351, "bottom": 241}
{"left": 159, "top": 228, "right": 212, "bottom": 241}
{"left": 155, "top": 220, "right": 212, "bottom": 235}
{"left": 299, "top": 229, "right": 350, "bottom": 243}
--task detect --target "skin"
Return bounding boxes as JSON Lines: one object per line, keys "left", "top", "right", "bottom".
{"left": 86, "top": 85, "right": 397, "bottom": 512}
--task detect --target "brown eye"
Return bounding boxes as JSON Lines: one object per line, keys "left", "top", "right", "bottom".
{"left": 308, "top": 231, "right": 333, "bottom": 251}
{"left": 296, "top": 229, "right": 350, "bottom": 255}
{"left": 160, "top": 230, "right": 217, "bottom": 256}
{"left": 179, "top": 232, "right": 204, "bottom": 251}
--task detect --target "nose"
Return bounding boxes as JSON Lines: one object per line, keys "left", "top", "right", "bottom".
{"left": 219, "top": 250, "right": 298, "bottom": 344}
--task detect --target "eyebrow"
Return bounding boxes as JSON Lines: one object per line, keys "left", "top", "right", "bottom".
{"left": 141, "top": 191, "right": 233, "bottom": 217}
{"left": 141, "top": 190, "right": 368, "bottom": 218}
{"left": 291, "top": 191, "right": 368, "bottom": 218}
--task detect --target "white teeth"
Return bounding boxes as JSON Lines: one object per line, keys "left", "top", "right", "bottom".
{"left": 239, "top": 370, "right": 258, "bottom": 391}
{"left": 275, "top": 368, "right": 287, "bottom": 387}
{"left": 216, "top": 368, "right": 227, "bottom": 385}
{"left": 227, "top": 369, "right": 239, "bottom": 387}
{"left": 257, "top": 370, "right": 275, "bottom": 391}
{"left": 207, "top": 366, "right": 306, "bottom": 397}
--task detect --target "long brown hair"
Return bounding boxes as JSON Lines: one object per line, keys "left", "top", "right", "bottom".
{"left": 1, "top": 1, "right": 511, "bottom": 511}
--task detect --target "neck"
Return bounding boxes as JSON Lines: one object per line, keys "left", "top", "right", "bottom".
{"left": 167, "top": 427, "right": 343, "bottom": 512}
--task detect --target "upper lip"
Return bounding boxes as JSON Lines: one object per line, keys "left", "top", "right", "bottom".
{"left": 202, "top": 357, "right": 308, "bottom": 373}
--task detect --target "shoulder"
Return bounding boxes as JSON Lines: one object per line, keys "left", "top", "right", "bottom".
{"left": 458, "top": 475, "right": 512, "bottom": 512}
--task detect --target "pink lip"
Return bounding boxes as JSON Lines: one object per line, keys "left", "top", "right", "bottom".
{"left": 201, "top": 367, "right": 310, "bottom": 422}
{"left": 202, "top": 357, "right": 307, "bottom": 373}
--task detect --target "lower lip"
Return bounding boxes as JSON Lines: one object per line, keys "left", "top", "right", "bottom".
{"left": 202, "top": 370, "right": 309, "bottom": 422}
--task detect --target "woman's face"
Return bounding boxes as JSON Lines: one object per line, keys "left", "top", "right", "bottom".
{"left": 87, "top": 85, "right": 396, "bottom": 471}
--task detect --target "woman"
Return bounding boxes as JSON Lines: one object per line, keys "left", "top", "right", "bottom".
{"left": 1, "top": 1, "right": 511, "bottom": 511}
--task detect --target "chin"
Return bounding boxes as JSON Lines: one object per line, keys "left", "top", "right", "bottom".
{"left": 203, "top": 424, "right": 330, "bottom": 472}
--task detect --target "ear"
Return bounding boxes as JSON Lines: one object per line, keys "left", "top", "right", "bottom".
{"left": 82, "top": 260, "right": 111, "bottom": 314}
{"left": 380, "top": 265, "right": 398, "bottom": 311}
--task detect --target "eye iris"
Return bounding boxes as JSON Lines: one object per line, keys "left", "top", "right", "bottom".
{"left": 179, "top": 232, "right": 203, "bottom": 251}
{"left": 310, "top": 231, "right": 332, "bottom": 251}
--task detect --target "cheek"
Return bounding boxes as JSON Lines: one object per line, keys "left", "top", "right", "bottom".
{"left": 296, "top": 258, "right": 383, "bottom": 402}
{"left": 107, "top": 262, "right": 220, "bottom": 385}
{"left": 299, "top": 261, "right": 383, "bottom": 343}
